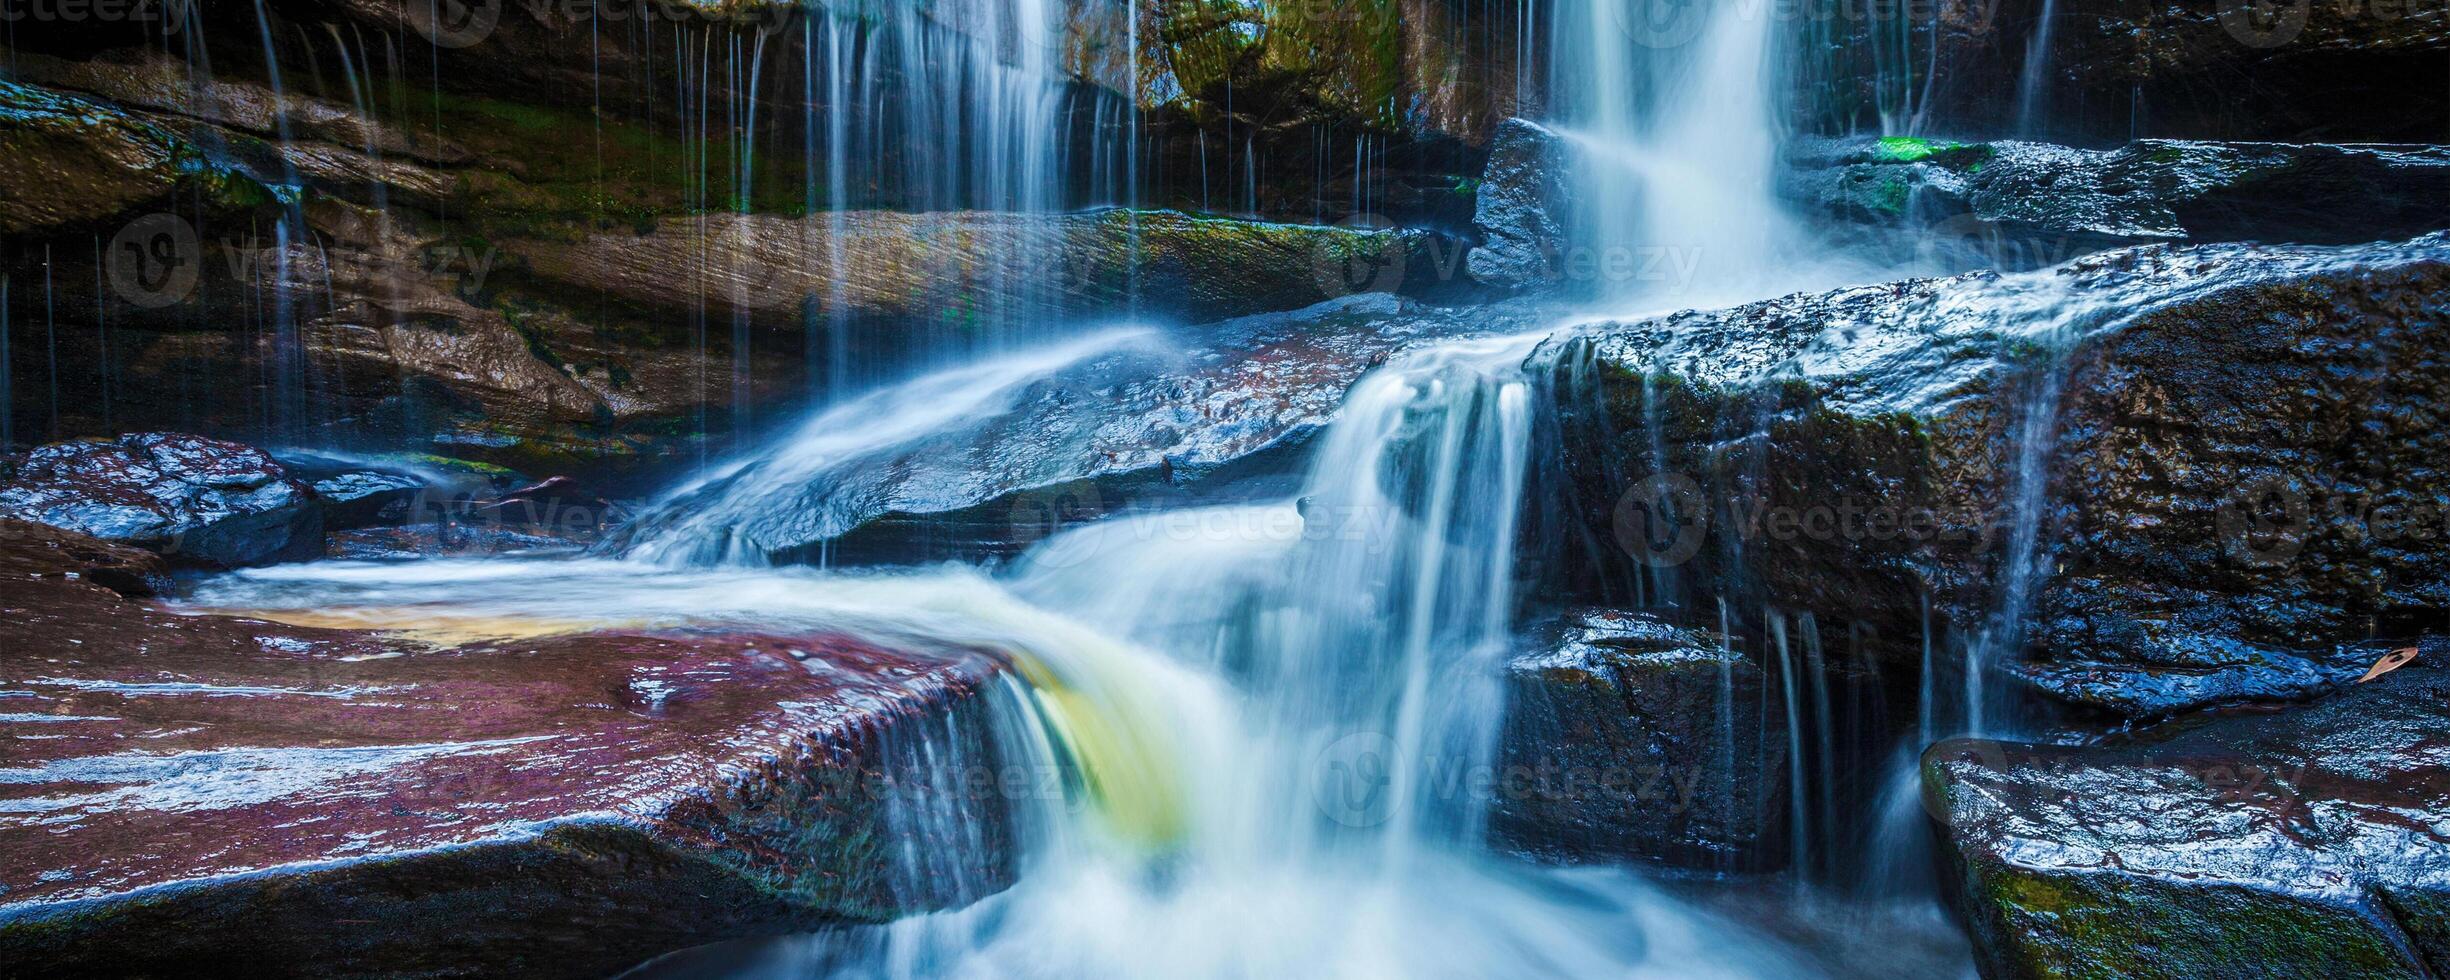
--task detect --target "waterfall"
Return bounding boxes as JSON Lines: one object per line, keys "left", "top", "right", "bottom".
{"left": 195, "top": 334, "right": 1813, "bottom": 977}
{"left": 1545, "top": 0, "right": 1804, "bottom": 306}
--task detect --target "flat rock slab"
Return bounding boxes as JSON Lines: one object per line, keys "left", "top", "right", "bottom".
{"left": 0, "top": 531, "right": 1011, "bottom": 978}
{"left": 1926, "top": 654, "right": 2450, "bottom": 979}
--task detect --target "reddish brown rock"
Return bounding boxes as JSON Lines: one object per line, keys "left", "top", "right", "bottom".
{"left": 0, "top": 537, "right": 1015, "bottom": 978}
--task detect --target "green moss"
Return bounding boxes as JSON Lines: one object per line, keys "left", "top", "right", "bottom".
{"left": 1858, "top": 136, "right": 1996, "bottom": 171}
{"left": 384, "top": 92, "right": 808, "bottom": 241}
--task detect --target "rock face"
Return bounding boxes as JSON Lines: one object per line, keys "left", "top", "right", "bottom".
{"left": 1492, "top": 610, "right": 1786, "bottom": 870}
{"left": 1538, "top": 234, "right": 2450, "bottom": 719}
{"left": 1134, "top": 0, "right": 1526, "bottom": 224}
{"left": 1786, "top": 137, "right": 2450, "bottom": 262}
{"left": 1794, "top": 0, "right": 2450, "bottom": 144}
{"left": 519, "top": 208, "right": 1440, "bottom": 331}
{"left": 1925, "top": 653, "right": 2450, "bottom": 979}
{"left": 611, "top": 293, "right": 1559, "bottom": 566}
{"left": 0, "top": 528, "right": 1016, "bottom": 979}
{"left": 0, "top": 433, "right": 322, "bottom": 567}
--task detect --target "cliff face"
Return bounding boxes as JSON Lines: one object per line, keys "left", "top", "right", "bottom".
{"left": 1793, "top": 0, "right": 2450, "bottom": 143}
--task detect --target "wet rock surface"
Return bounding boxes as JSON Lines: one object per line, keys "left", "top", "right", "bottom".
{"left": 0, "top": 531, "right": 1013, "bottom": 979}
{"left": 0, "top": 433, "right": 322, "bottom": 568}
{"left": 612, "top": 293, "right": 1561, "bottom": 566}
{"left": 1541, "top": 234, "right": 2450, "bottom": 719}
{"left": 520, "top": 207, "right": 1443, "bottom": 329}
{"left": 1492, "top": 610, "right": 1786, "bottom": 870}
{"left": 1925, "top": 653, "right": 2450, "bottom": 979}
{"left": 1467, "top": 119, "right": 1579, "bottom": 293}
{"left": 1788, "top": 137, "right": 2450, "bottom": 258}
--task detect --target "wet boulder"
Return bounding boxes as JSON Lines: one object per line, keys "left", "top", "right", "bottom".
{"left": 1786, "top": 137, "right": 2450, "bottom": 265}
{"left": 1540, "top": 234, "right": 2450, "bottom": 719}
{"left": 0, "top": 532, "right": 1015, "bottom": 979}
{"left": 1491, "top": 610, "right": 1787, "bottom": 871}
{"left": 609, "top": 293, "right": 1561, "bottom": 566}
{"left": 1466, "top": 118, "right": 1579, "bottom": 293}
{"left": 1925, "top": 652, "right": 2450, "bottom": 978}
{"left": 0, "top": 432, "right": 322, "bottom": 567}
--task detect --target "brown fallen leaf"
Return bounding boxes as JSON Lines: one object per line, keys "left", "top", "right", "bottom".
{"left": 2360, "top": 646, "right": 2420, "bottom": 683}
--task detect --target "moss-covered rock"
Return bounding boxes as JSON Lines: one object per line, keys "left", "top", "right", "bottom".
{"left": 1925, "top": 654, "right": 2450, "bottom": 978}
{"left": 516, "top": 207, "right": 1445, "bottom": 328}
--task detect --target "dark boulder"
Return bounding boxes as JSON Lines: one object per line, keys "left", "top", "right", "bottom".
{"left": 0, "top": 433, "right": 322, "bottom": 567}
{"left": 308, "top": 471, "right": 429, "bottom": 530}
{"left": 0, "top": 530, "right": 1015, "bottom": 979}
{"left": 1466, "top": 118, "right": 1579, "bottom": 293}
{"left": 1925, "top": 650, "right": 2450, "bottom": 979}
{"left": 1539, "top": 234, "right": 2450, "bottom": 719}
{"left": 1492, "top": 610, "right": 1787, "bottom": 871}
{"left": 1786, "top": 137, "right": 2450, "bottom": 265}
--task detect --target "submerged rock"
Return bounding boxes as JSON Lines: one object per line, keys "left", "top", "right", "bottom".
{"left": 610, "top": 294, "right": 1559, "bottom": 566}
{"left": 1492, "top": 610, "right": 1786, "bottom": 870}
{"left": 1541, "top": 234, "right": 2450, "bottom": 718}
{"left": 1926, "top": 652, "right": 2450, "bottom": 978}
{"left": 1787, "top": 137, "right": 2450, "bottom": 259}
{"left": 0, "top": 433, "right": 322, "bottom": 567}
{"left": 0, "top": 532, "right": 1015, "bottom": 978}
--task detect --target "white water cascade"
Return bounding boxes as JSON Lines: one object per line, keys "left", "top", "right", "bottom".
{"left": 188, "top": 334, "right": 1814, "bottom": 978}
{"left": 1546, "top": 0, "right": 1813, "bottom": 308}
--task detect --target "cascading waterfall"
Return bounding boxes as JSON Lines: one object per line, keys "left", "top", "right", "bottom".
{"left": 1546, "top": 0, "right": 1805, "bottom": 307}
{"left": 191, "top": 333, "right": 1812, "bottom": 978}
